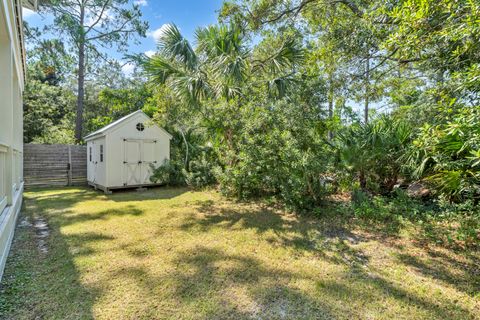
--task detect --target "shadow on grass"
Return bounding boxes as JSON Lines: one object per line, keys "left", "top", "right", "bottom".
{"left": 396, "top": 250, "right": 480, "bottom": 297}
{"left": 112, "top": 244, "right": 474, "bottom": 319}
{"left": 28, "top": 186, "right": 189, "bottom": 208}
{"left": 58, "top": 205, "right": 144, "bottom": 227}
{"left": 113, "top": 246, "right": 339, "bottom": 319}
{"left": 179, "top": 199, "right": 479, "bottom": 316}
{"left": 28, "top": 188, "right": 101, "bottom": 207}
{"left": 105, "top": 186, "right": 190, "bottom": 202}
{"left": 2, "top": 187, "right": 478, "bottom": 319}
{"left": 0, "top": 206, "right": 103, "bottom": 319}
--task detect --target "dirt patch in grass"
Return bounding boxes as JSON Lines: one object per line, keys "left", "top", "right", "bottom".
{"left": 0, "top": 187, "right": 478, "bottom": 319}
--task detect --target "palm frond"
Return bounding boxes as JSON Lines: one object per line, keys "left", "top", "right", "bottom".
{"left": 254, "top": 40, "right": 303, "bottom": 74}
{"left": 195, "top": 23, "right": 244, "bottom": 58}
{"left": 156, "top": 24, "right": 197, "bottom": 69}
{"left": 170, "top": 74, "right": 211, "bottom": 106}
{"left": 142, "top": 55, "right": 185, "bottom": 84}
{"left": 267, "top": 75, "right": 296, "bottom": 98}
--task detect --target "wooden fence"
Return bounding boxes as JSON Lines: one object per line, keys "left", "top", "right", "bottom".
{"left": 24, "top": 144, "right": 87, "bottom": 187}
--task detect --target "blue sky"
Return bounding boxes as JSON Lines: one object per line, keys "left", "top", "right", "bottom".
{"left": 23, "top": 0, "right": 224, "bottom": 74}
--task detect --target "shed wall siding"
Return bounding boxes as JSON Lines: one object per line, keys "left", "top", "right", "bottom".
{"left": 87, "top": 112, "right": 171, "bottom": 190}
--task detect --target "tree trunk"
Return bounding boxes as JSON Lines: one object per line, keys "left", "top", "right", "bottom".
{"left": 364, "top": 55, "right": 370, "bottom": 124}
{"left": 75, "top": 7, "right": 86, "bottom": 143}
{"left": 359, "top": 170, "right": 367, "bottom": 191}
{"left": 178, "top": 126, "right": 189, "bottom": 170}
{"left": 327, "top": 71, "right": 334, "bottom": 140}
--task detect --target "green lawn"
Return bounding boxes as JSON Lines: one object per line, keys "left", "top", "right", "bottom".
{"left": 0, "top": 187, "right": 478, "bottom": 319}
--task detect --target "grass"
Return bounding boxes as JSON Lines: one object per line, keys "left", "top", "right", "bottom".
{"left": 0, "top": 186, "right": 479, "bottom": 319}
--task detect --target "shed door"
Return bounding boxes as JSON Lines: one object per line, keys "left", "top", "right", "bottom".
{"left": 123, "top": 140, "right": 142, "bottom": 185}
{"left": 88, "top": 143, "right": 98, "bottom": 183}
{"left": 142, "top": 141, "right": 156, "bottom": 183}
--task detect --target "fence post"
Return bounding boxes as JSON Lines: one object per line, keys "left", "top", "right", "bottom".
{"left": 68, "top": 145, "right": 72, "bottom": 186}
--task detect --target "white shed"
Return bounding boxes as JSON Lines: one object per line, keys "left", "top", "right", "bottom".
{"left": 84, "top": 110, "right": 172, "bottom": 193}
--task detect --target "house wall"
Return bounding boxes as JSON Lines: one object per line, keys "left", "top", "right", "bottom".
{"left": 0, "top": 0, "right": 26, "bottom": 281}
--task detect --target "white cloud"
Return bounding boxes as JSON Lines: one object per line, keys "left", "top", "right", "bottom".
{"left": 122, "top": 62, "right": 135, "bottom": 76}
{"left": 144, "top": 50, "right": 156, "bottom": 57}
{"left": 22, "top": 8, "right": 36, "bottom": 18}
{"left": 134, "top": 0, "right": 148, "bottom": 6}
{"left": 85, "top": 8, "right": 113, "bottom": 27}
{"left": 147, "top": 24, "right": 171, "bottom": 42}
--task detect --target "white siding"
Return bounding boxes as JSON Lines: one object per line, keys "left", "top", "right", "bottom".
{"left": 86, "top": 137, "right": 107, "bottom": 187}
{"left": 0, "top": 0, "right": 27, "bottom": 280}
{"left": 86, "top": 112, "right": 171, "bottom": 190}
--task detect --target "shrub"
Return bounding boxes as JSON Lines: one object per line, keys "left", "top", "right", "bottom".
{"left": 408, "top": 107, "right": 480, "bottom": 202}
{"left": 149, "top": 159, "right": 185, "bottom": 186}
{"left": 337, "top": 115, "right": 412, "bottom": 195}
{"left": 350, "top": 189, "right": 479, "bottom": 248}
{"left": 183, "top": 155, "right": 216, "bottom": 188}
{"left": 213, "top": 103, "right": 334, "bottom": 211}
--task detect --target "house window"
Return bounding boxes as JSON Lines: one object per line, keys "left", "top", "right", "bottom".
{"left": 136, "top": 122, "right": 145, "bottom": 131}
{"left": 89, "top": 147, "right": 92, "bottom": 162}
{"left": 100, "top": 145, "right": 104, "bottom": 162}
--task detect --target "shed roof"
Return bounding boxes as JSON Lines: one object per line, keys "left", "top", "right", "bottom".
{"left": 83, "top": 110, "right": 172, "bottom": 141}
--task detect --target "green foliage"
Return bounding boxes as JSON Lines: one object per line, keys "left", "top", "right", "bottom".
{"left": 149, "top": 160, "right": 185, "bottom": 186}
{"left": 213, "top": 99, "right": 333, "bottom": 210}
{"left": 337, "top": 115, "right": 412, "bottom": 194}
{"left": 84, "top": 83, "right": 154, "bottom": 134}
{"left": 349, "top": 189, "right": 479, "bottom": 248}
{"left": 26, "top": 39, "right": 74, "bottom": 84}
{"left": 183, "top": 155, "right": 216, "bottom": 188}
{"left": 150, "top": 154, "right": 216, "bottom": 189}
{"left": 408, "top": 107, "right": 480, "bottom": 201}
{"left": 425, "top": 198, "right": 480, "bottom": 247}
{"left": 143, "top": 22, "right": 330, "bottom": 210}
{"left": 142, "top": 22, "right": 302, "bottom": 109}
{"left": 23, "top": 79, "right": 75, "bottom": 143}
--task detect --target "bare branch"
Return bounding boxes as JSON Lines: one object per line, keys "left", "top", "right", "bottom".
{"left": 84, "top": 1, "right": 110, "bottom": 34}
{"left": 251, "top": 0, "right": 363, "bottom": 26}
{"left": 86, "top": 19, "right": 132, "bottom": 41}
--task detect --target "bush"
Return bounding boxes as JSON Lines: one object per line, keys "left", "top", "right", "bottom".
{"left": 149, "top": 159, "right": 185, "bottom": 186}
{"left": 408, "top": 107, "right": 480, "bottom": 202}
{"left": 422, "top": 198, "right": 480, "bottom": 247}
{"left": 214, "top": 101, "right": 334, "bottom": 211}
{"left": 349, "top": 189, "right": 479, "bottom": 248}
{"left": 183, "top": 155, "right": 216, "bottom": 188}
{"left": 337, "top": 115, "right": 412, "bottom": 195}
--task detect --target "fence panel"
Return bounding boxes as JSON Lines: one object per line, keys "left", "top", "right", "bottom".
{"left": 23, "top": 144, "right": 87, "bottom": 187}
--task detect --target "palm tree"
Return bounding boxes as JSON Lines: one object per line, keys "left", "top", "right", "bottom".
{"left": 141, "top": 23, "right": 302, "bottom": 157}
{"left": 337, "top": 115, "right": 412, "bottom": 193}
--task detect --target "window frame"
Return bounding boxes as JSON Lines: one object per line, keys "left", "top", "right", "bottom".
{"left": 136, "top": 122, "right": 145, "bottom": 132}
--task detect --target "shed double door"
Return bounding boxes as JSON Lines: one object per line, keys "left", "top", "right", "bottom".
{"left": 123, "top": 139, "right": 157, "bottom": 186}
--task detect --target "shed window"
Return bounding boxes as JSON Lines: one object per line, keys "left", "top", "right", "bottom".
{"left": 136, "top": 122, "right": 145, "bottom": 131}
{"left": 100, "top": 145, "right": 104, "bottom": 162}
{"left": 89, "top": 147, "right": 92, "bottom": 162}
